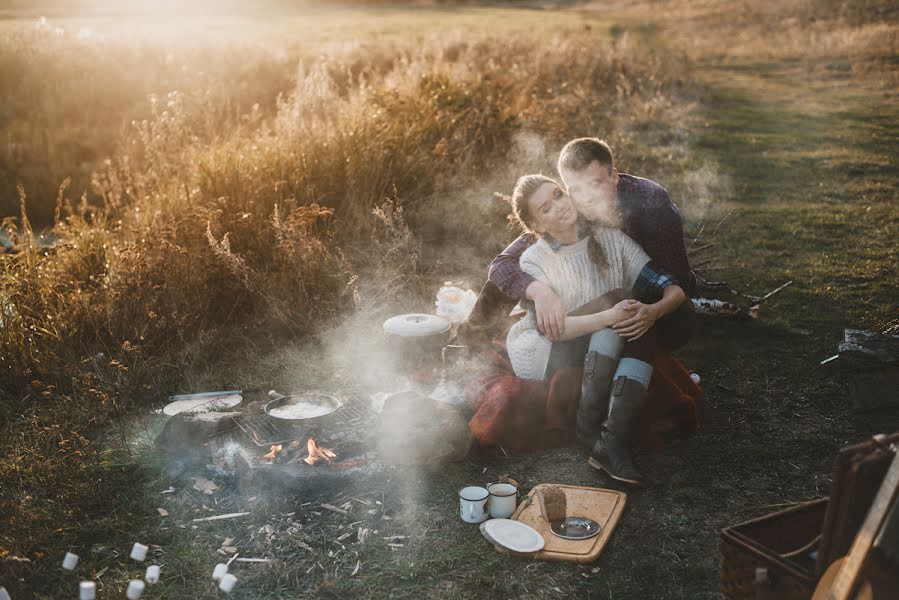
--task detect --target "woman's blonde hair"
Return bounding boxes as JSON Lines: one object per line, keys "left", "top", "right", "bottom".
{"left": 508, "top": 173, "right": 607, "bottom": 270}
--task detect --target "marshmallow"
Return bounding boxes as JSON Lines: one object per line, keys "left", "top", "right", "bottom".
{"left": 0, "top": 585, "right": 11, "bottom": 600}
{"left": 145, "top": 564, "right": 160, "bottom": 584}
{"left": 62, "top": 551, "right": 79, "bottom": 570}
{"left": 218, "top": 573, "right": 238, "bottom": 593}
{"left": 126, "top": 579, "right": 145, "bottom": 599}
{"left": 129, "top": 542, "right": 148, "bottom": 562}
{"left": 212, "top": 563, "right": 229, "bottom": 581}
{"left": 79, "top": 581, "right": 96, "bottom": 600}
{"left": 690, "top": 372, "right": 701, "bottom": 384}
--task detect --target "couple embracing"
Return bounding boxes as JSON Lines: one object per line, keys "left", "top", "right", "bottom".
{"left": 488, "top": 137, "right": 696, "bottom": 487}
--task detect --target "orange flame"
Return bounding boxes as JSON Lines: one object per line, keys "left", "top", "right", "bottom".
{"left": 303, "top": 438, "right": 336, "bottom": 465}
{"left": 262, "top": 444, "right": 282, "bottom": 463}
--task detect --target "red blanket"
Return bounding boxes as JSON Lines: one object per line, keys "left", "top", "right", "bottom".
{"left": 465, "top": 341, "right": 701, "bottom": 452}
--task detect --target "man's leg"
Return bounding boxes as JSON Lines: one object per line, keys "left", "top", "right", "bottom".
{"left": 576, "top": 329, "right": 624, "bottom": 447}
{"left": 654, "top": 297, "right": 696, "bottom": 351}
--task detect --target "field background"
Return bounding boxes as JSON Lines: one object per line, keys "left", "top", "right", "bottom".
{"left": 1, "top": 1, "right": 897, "bottom": 598}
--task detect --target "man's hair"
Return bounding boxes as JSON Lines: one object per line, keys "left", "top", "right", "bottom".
{"left": 558, "top": 137, "right": 615, "bottom": 174}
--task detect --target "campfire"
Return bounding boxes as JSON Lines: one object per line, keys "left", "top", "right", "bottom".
{"left": 260, "top": 439, "right": 337, "bottom": 465}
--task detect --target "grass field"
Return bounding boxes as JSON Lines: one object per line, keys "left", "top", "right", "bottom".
{"left": 1, "top": 1, "right": 898, "bottom": 598}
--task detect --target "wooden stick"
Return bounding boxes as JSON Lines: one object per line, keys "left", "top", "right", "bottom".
{"left": 688, "top": 242, "right": 716, "bottom": 255}
{"left": 711, "top": 209, "right": 734, "bottom": 236}
{"left": 321, "top": 503, "right": 348, "bottom": 515}
{"left": 234, "top": 558, "right": 273, "bottom": 563}
{"left": 191, "top": 512, "right": 251, "bottom": 523}
{"left": 756, "top": 280, "right": 793, "bottom": 304}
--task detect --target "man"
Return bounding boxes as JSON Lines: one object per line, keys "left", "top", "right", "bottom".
{"left": 487, "top": 137, "right": 696, "bottom": 485}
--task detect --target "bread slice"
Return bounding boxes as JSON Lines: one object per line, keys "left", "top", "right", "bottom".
{"left": 537, "top": 485, "right": 567, "bottom": 522}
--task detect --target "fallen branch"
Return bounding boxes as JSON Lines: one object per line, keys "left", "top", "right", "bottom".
{"left": 234, "top": 558, "right": 272, "bottom": 563}
{"left": 692, "top": 297, "right": 758, "bottom": 319}
{"left": 191, "top": 512, "right": 251, "bottom": 523}
{"left": 687, "top": 242, "right": 716, "bottom": 256}
{"left": 321, "top": 503, "right": 348, "bottom": 515}
{"left": 711, "top": 209, "right": 735, "bottom": 236}
{"left": 756, "top": 280, "right": 793, "bottom": 304}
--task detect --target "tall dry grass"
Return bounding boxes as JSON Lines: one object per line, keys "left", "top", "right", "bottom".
{"left": 1, "top": 19, "right": 694, "bottom": 397}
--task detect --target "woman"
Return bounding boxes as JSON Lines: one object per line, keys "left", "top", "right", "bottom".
{"left": 506, "top": 174, "right": 686, "bottom": 485}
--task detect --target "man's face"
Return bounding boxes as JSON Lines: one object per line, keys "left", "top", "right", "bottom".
{"left": 560, "top": 160, "right": 620, "bottom": 224}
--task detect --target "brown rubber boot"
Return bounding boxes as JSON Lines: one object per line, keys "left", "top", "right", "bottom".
{"left": 575, "top": 352, "right": 618, "bottom": 448}
{"left": 588, "top": 376, "right": 647, "bottom": 486}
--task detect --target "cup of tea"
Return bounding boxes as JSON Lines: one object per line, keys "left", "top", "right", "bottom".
{"left": 459, "top": 486, "right": 489, "bottom": 523}
{"left": 487, "top": 482, "right": 518, "bottom": 519}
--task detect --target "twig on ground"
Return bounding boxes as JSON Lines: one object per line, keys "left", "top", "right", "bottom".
{"left": 227, "top": 553, "right": 240, "bottom": 567}
{"left": 234, "top": 558, "right": 272, "bottom": 563}
{"left": 688, "top": 242, "right": 716, "bottom": 255}
{"left": 351, "top": 560, "right": 361, "bottom": 576}
{"left": 691, "top": 221, "right": 706, "bottom": 244}
{"left": 755, "top": 280, "right": 793, "bottom": 304}
{"left": 711, "top": 209, "right": 735, "bottom": 236}
{"left": 191, "top": 512, "right": 251, "bottom": 523}
{"left": 321, "top": 503, "right": 348, "bottom": 515}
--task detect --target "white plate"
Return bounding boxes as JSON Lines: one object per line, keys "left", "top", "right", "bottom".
{"left": 163, "top": 393, "right": 242, "bottom": 416}
{"left": 483, "top": 518, "right": 545, "bottom": 553}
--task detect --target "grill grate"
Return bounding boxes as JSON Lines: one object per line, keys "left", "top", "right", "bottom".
{"left": 232, "top": 395, "right": 376, "bottom": 447}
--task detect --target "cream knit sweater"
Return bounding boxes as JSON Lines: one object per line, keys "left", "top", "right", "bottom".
{"left": 506, "top": 226, "right": 650, "bottom": 380}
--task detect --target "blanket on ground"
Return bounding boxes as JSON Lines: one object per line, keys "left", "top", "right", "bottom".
{"left": 464, "top": 340, "right": 701, "bottom": 452}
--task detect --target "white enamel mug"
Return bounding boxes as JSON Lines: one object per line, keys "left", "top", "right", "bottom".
{"left": 459, "top": 486, "right": 489, "bottom": 523}
{"left": 487, "top": 482, "right": 518, "bottom": 519}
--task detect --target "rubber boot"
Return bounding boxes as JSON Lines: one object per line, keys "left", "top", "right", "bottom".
{"left": 575, "top": 352, "right": 618, "bottom": 448}
{"left": 588, "top": 376, "right": 646, "bottom": 486}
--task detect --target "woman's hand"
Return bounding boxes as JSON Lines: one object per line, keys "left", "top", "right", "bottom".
{"left": 604, "top": 299, "right": 639, "bottom": 328}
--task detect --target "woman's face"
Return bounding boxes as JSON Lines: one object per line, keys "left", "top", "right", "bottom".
{"left": 527, "top": 182, "right": 577, "bottom": 235}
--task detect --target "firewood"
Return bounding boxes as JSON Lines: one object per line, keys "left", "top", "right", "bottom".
{"left": 321, "top": 503, "right": 348, "bottom": 515}
{"left": 536, "top": 486, "right": 567, "bottom": 522}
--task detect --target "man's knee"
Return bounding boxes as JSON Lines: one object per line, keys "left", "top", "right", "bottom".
{"left": 656, "top": 300, "right": 696, "bottom": 351}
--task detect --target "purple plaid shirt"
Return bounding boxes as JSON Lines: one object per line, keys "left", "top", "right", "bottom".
{"left": 489, "top": 173, "right": 695, "bottom": 300}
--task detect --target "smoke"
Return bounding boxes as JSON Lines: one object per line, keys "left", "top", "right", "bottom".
{"left": 679, "top": 161, "right": 733, "bottom": 222}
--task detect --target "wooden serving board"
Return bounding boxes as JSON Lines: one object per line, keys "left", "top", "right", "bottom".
{"left": 496, "top": 483, "right": 627, "bottom": 563}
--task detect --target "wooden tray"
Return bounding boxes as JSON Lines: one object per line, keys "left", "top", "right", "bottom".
{"left": 494, "top": 483, "right": 627, "bottom": 563}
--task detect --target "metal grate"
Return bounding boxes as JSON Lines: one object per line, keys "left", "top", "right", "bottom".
{"left": 232, "top": 395, "right": 376, "bottom": 447}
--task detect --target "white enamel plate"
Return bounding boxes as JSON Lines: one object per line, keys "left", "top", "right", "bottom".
{"left": 483, "top": 518, "right": 545, "bottom": 553}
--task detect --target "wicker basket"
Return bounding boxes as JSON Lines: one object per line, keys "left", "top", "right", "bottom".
{"left": 719, "top": 498, "right": 828, "bottom": 600}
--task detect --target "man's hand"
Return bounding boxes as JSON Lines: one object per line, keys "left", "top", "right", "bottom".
{"left": 527, "top": 282, "right": 565, "bottom": 341}
{"left": 613, "top": 301, "right": 660, "bottom": 340}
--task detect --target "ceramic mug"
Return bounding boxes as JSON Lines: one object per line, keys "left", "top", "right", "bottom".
{"left": 487, "top": 482, "right": 518, "bottom": 519}
{"left": 459, "top": 486, "right": 489, "bottom": 523}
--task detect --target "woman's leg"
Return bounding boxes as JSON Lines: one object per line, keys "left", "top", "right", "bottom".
{"left": 589, "top": 331, "right": 657, "bottom": 485}
{"left": 576, "top": 328, "right": 624, "bottom": 447}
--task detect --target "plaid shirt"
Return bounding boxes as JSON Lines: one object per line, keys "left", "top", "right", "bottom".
{"left": 489, "top": 173, "right": 695, "bottom": 300}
